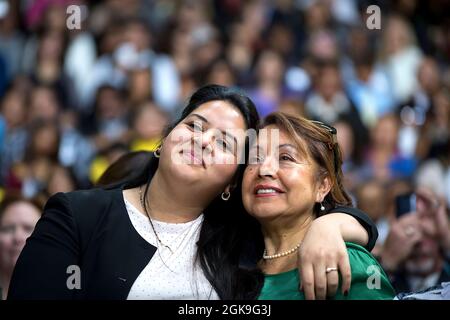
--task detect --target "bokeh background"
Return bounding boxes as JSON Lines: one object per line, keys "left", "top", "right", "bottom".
{"left": 0, "top": 0, "right": 449, "bottom": 296}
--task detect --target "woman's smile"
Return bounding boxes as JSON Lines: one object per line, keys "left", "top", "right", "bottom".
{"left": 180, "top": 148, "right": 205, "bottom": 168}
{"left": 254, "top": 184, "right": 286, "bottom": 198}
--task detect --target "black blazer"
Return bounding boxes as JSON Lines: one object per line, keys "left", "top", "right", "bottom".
{"left": 7, "top": 186, "right": 377, "bottom": 300}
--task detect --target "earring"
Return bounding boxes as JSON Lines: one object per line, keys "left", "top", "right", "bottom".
{"left": 221, "top": 192, "right": 231, "bottom": 201}
{"left": 154, "top": 147, "right": 161, "bottom": 158}
{"left": 320, "top": 202, "right": 325, "bottom": 211}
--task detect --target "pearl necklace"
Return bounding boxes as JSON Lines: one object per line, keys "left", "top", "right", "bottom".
{"left": 263, "top": 242, "right": 302, "bottom": 260}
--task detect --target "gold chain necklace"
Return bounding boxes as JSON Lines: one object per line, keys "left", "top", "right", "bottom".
{"left": 139, "top": 185, "right": 174, "bottom": 253}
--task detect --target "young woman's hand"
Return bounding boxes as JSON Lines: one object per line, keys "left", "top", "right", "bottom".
{"left": 298, "top": 213, "right": 369, "bottom": 299}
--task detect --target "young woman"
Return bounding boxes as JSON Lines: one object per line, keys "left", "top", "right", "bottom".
{"left": 8, "top": 85, "right": 376, "bottom": 300}
{"left": 242, "top": 112, "right": 395, "bottom": 299}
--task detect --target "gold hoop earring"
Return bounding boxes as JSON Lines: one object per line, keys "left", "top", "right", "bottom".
{"left": 221, "top": 192, "right": 231, "bottom": 201}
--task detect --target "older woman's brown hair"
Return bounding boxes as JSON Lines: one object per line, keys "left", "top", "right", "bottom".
{"left": 260, "top": 112, "right": 353, "bottom": 214}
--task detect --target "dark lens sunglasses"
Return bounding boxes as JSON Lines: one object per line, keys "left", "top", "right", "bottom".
{"left": 310, "top": 120, "right": 339, "bottom": 172}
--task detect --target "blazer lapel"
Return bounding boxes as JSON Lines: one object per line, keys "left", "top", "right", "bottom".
{"left": 93, "top": 188, "right": 157, "bottom": 299}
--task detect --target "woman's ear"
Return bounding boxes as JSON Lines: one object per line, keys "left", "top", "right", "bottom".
{"left": 227, "top": 170, "right": 242, "bottom": 193}
{"left": 316, "top": 175, "right": 332, "bottom": 202}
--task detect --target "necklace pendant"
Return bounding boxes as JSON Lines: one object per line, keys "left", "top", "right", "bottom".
{"left": 164, "top": 244, "right": 174, "bottom": 254}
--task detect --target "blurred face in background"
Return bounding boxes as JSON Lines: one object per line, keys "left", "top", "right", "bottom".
{"left": 317, "top": 66, "right": 341, "bottom": 101}
{"left": 405, "top": 210, "right": 442, "bottom": 276}
{"left": 242, "top": 0, "right": 267, "bottom": 35}
{"left": 348, "top": 29, "right": 371, "bottom": 61}
{"left": 356, "top": 181, "right": 386, "bottom": 222}
{"left": 46, "top": 166, "right": 76, "bottom": 196}
{"left": 29, "top": 86, "right": 60, "bottom": 122}
{"left": 107, "top": 0, "right": 140, "bottom": 18}
{"left": 124, "top": 21, "right": 152, "bottom": 51}
{"left": 335, "top": 121, "right": 354, "bottom": 162}
{"left": 38, "top": 30, "right": 65, "bottom": 62}
{"left": 226, "top": 22, "right": 253, "bottom": 72}
{"left": 305, "top": 1, "right": 331, "bottom": 31}
{"left": 31, "top": 124, "right": 60, "bottom": 159}
{"left": 134, "top": 102, "right": 168, "bottom": 140}
{"left": 383, "top": 16, "right": 414, "bottom": 55}
{"left": 256, "top": 51, "right": 284, "bottom": 85}
{"left": 418, "top": 58, "right": 440, "bottom": 94}
{"left": 267, "top": 23, "right": 294, "bottom": 58}
{"left": 170, "top": 28, "right": 193, "bottom": 75}
{"left": 1, "top": 91, "right": 26, "bottom": 129}
{"left": 100, "top": 24, "right": 125, "bottom": 55}
{"left": 129, "top": 69, "right": 152, "bottom": 104}
{"left": 43, "top": 4, "right": 67, "bottom": 32}
{"left": 371, "top": 114, "right": 399, "bottom": 150}
{"left": 0, "top": 202, "right": 41, "bottom": 273}
{"left": 176, "top": 1, "right": 205, "bottom": 30}
{"left": 308, "top": 31, "right": 338, "bottom": 61}
{"left": 193, "top": 33, "right": 222, "bottom": 71}
{"left": 433, "top": 90, "right": 450, "bottom": 128}
{"left": 279, "top": 100, "right": 305, "bottom": 118}
{"left": 96, "top": 87, "right": 125, "bottom": 119}
{"left": 206, "top": 60, "right": 236, "bottom": 87}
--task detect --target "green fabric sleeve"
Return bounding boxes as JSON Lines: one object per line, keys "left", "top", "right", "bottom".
{"left": 331, "top": 242, "right": 396, "bottom": 300}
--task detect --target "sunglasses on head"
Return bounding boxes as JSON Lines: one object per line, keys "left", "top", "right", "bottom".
{"left": 309, "top": 120, "right": 339, "bottom": 173}
{"left": 310, "top": 120, "right": 337, "bottom": 134}
{"left": 310, "top": 120, "right": 338, "bottom": 145}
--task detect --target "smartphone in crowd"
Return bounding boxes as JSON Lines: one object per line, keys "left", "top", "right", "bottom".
{"left": 395, "top": 192, "right": 417, "bottom": 218}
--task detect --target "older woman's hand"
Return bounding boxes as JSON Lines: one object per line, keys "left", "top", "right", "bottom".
{"left": 298, "top": 213, "right": 369, "bottom": 300}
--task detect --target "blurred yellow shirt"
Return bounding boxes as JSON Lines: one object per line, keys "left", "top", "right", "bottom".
{"left": 89, "top": 138, "right": 161, "bottom": 184}
{"left": 130, "top": 138, "right": 161, "bottom": 152}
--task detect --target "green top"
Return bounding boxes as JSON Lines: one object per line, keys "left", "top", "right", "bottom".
{"left": 258, "top": 242, "right": 395, "bottom": 300}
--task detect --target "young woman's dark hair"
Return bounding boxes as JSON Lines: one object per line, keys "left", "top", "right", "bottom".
{"left": 104, "top": 84, "right": 264, "bottom": 299}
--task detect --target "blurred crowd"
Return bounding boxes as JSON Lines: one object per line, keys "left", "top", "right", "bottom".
{"left": 0, "top": 0, "right": 450, "bottom": 298}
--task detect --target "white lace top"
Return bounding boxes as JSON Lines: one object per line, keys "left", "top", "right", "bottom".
{"left": 124, "top": 197, "right": 219, "bottom": 300}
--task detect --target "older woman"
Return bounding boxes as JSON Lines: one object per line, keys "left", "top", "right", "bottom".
{"left": 242, "top": 112, "right": 395, "bottom": 299}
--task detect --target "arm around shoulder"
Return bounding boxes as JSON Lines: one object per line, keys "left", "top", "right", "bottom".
{"left": 329, "top": 206, "right": 379, "bottom": 252}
